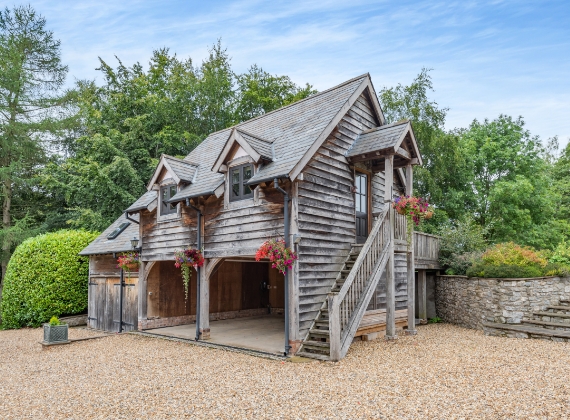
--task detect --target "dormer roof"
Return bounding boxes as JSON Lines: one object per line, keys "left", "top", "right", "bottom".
{"left": 147, "top": 154, "right": 199, "bottom": 190}
{"left": 211, "top": 128, "right": 274, "bottom": 173}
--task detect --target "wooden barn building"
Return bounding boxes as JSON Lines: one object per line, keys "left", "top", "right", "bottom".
{"left": 79, "top": 74, "right": 439, "bottom": 361}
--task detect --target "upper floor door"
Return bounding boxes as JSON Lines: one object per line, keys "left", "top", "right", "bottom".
{"left": 355, "top": 172, "right": 368, "bottom": 244}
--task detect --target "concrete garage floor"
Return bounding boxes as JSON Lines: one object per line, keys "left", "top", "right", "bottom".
{"left": 146, "top": 314, "right": 285, "bottom": 354}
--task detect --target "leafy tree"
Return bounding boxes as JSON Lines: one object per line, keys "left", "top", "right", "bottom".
{"left": 0, "top": 5, "right": 73, "bottom": 282}
{"left": 235, "top": 64, "right": 316, "bottom": 121}
{"left": 48, "top": 43, "right": 316, "bottom": 230}
{"left": 378, "top": 69, "right": 473, "bottom": 225}
{"left": 461, "top": 115, "right": 559, "bottom": 247}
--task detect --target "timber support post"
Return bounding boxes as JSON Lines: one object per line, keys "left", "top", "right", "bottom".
{"left": 418, "top": 270, "right": 427, "bottom": 323}
{"left": 328, "top": 293, "right": 341, "bottom": 361}
{"left": 137, "top": 261, "right": 147, "bottom": 330}
{"left": 199, "top": 258, "right": 210, "bottom": 339}
{"left": 384, "top": 155, "right": 397, "bottom": 340}
{"left": 405, "top": 162, "right": 417, "bottom": 335}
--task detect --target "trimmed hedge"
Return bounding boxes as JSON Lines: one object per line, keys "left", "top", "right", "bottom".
{"left": 1, "top": 230, "right": 99, "bottom": 329}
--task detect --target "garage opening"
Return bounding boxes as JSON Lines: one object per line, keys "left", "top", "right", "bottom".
{"left": 144, "top": 259, "right": 285, "bottom": 354}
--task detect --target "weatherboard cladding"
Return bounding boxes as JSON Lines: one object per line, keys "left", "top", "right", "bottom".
{"left": 125, "top": 190, "right": 157, "bottom": 213}
{"left": 79, "top": 213, "right": 139, "bottom": 256}
{"left": 169, "top": 75, "right": 368, "bottom": 203}
{"left": 346, "top": 120, "right": 409, "bottom": 158}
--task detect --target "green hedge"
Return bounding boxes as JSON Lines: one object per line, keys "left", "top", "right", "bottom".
{"left": 1, "top": 230, "right": 99, "bottom": 329}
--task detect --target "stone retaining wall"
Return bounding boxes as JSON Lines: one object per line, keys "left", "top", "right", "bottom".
{"left": 435, "top": 276, "right": 570, "bottom": 329}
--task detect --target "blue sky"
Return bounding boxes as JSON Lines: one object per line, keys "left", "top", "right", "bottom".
{"left": 24, "top": 0, "right": 570, "bottom": 146}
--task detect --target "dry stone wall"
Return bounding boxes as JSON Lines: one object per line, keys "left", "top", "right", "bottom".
{"left": 436, "top": 276, "right": 570, "bottom": 329}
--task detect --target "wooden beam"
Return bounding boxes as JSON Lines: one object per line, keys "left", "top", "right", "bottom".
{"left": 396, "top": 147, "right": 410, "bottom": 160}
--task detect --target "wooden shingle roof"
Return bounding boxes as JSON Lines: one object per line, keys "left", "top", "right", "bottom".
{"left": 79, "top": 213, "right": 139, "bottom": 256}
{"left": 171, "top": 73, "right": 376, "bottom": 202}
{"left": 125, "top": 190, "right": 157, "bottom": 213}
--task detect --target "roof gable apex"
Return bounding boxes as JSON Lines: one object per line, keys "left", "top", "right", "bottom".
{"left": 147, "top": 157, "right": 178, "bottom": 190}
{"left": 288, "top": 76, "right": 373, "bottom": 181}
{"left": 212, "top": 128, "right": 271, "bottom": 173}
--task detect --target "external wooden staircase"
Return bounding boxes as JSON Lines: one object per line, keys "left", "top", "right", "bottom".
{"left": 297, "top": 206, "right": 392, "bottom": 361}
{"left": 483, "top": 299, "right": 570, "bottom": 341}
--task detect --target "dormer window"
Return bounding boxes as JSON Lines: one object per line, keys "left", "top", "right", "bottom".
{"left": 230, "top": 163, "right": 253, "bottom": 202}
{"left": 160, "top": 185, "right": 178, "bottom": 215}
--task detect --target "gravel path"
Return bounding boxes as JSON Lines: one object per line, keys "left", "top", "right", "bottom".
{"left": 1, "top": 323, "right": 569, "bottom": 419}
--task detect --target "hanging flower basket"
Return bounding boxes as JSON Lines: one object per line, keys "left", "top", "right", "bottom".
{"left": 117, "top": 252, "right": 140, "bottom": 277}
{"left": 255, "top": 238, "right": 298, "bottom": 274}
{"left": 392, "top": 196, "right": 434, "bottom": 246}
{"left": 174, "top": 248, "right": 204, "bottom": 301}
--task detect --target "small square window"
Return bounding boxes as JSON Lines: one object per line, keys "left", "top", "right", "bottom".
{"left": 160, "top": 185, "right": 178, "bottom": 216}
{"left": 229, "top": 163, "right": 254, "bottom": 202}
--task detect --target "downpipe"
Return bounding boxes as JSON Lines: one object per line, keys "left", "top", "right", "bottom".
{"left": 186, "top": 198, "right": 202, "bottom": 341}
{"left": 274, "top": 178, "right": 291, "bottom": 356}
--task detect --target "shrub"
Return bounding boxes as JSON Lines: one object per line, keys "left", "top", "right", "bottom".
{"left": 1, "top": 230, "right": 99, "bottom": 329}
{"left": 481, "top": 242, "right": 547, "bottom": 268}
{"left": 466, "top": 242, "right": 553, "bottom": 278}
{"left": 549, "top": 240, "right": 570, "bottom": 266}
{"left": 466, "top": 262, "right": 543, "bottom": 278}
{"left": 439, "top": 218, "right": 487, "bottom": 275}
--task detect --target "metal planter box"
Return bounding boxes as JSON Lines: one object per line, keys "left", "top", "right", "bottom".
{"left": 43, "top": 324, "right": 69, "bottom": 343}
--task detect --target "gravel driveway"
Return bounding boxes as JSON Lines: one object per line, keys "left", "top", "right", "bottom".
{"left": 1, "top": 323, "right": 569, "bottom": 419}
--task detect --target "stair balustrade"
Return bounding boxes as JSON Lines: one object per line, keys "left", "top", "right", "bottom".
{"left": 328, "top": 205, "right": 392, "bottom": 360}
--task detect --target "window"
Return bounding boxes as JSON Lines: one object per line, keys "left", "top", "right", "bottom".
{"left": 160, "top": 185, "right": 178, "bottom": 215}
{"left": 230, "top": 163, "right": 253, "bottom": 201}
{"left": 107, "top": 222, "right": 130, "bottom": 240}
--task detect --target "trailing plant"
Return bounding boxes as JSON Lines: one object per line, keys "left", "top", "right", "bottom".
{"left": 392, "top": 195, "right": 433, "bottom": 245}
{"left": 1, "top": 230, "right": 99, "bottom": 329}
{"left": 174, "top": 248, "right": 204, "bottom": 301}
{"left": 49, "top": 316, "right": 61, "bottom": 326}
{"left": 255, "top": 238, "right": 298, "bottom": 274}
{"left": 116, "top": 251, "right": 140, "bottom": 277}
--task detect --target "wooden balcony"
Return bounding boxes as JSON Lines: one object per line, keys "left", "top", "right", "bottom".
{"left": 392, "top": 212, "right": 440, "bottom": 269}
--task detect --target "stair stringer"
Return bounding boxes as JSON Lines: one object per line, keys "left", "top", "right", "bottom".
{"left": 297, "top": 246, "right": 358, "bottom": 355}
{"left": 338, "top": 241, "right": 390, "bottom": 359}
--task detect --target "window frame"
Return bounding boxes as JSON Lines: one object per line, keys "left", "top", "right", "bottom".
{"left": 229, "top": 163, "right": 254, "bottom": 202}
{"left": 159, "top": 184, "right": 179, "bottom": 216}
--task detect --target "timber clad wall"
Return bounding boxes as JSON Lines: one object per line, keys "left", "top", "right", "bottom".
{"left": 141, "top": 205, "right": 197, "bottom": 261}
{"left": 296, "top": 92, "right": 406, "bottom": 337}
{"left": 203, "top": 186, "right": 284, "bottom": 257}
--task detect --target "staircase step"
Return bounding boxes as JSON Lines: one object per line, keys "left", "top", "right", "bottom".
{"left": 302, "top": 340, "right": 330, "bottom": 349}
{"left": 314, "top": 320, "right": 329, "bottom": 328}
{"left": 296, "top": 351, "right": 330, "bottom": 361}
{"left": 524, "top": 319, "right": 570, "bottom": 328}
{"left": 483, "top": 322, "right": 570, "bottom": 339}
{"left": 534, "top": 311, "right": 570, "bottom": 319}
{"left": 308, "top": 329, "right": 330, "bottom": 337}
{"left": 546, "top": 305, "right": 570, "bottom": 311}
